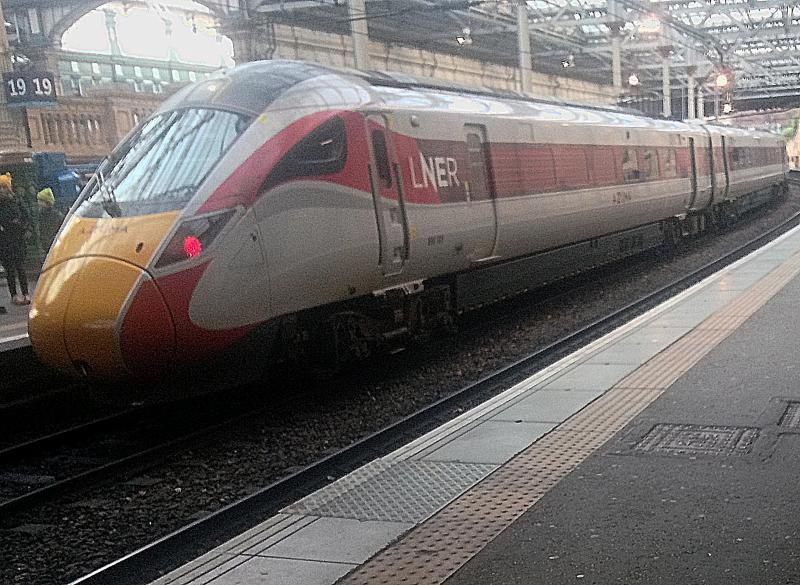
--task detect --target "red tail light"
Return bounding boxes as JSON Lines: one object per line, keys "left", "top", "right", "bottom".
{"left": 155, "top": 209, "right": 235, "bottom": 269}
{"left": 184, "top": 236, "right": 202, "bottom": 258}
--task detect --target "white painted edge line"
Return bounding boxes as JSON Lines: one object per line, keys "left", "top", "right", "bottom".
{"left": 390, "top": 222, "right": 800, "bottom": 461}
{"left": 0, "top": 333, "right": 28, "bottom": 344}
{"left": 150, "top": 515, "right": 313, "bottom": 585}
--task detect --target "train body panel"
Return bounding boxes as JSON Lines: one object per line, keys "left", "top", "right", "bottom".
{"left": 252, "top": 182, "right": 383, "bottom": 322}
{"left": 27, "top": 60, "right": 789, "bottom": 379}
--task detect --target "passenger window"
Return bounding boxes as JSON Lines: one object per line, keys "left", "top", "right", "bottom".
{"left": 591, "top": 147, "right": 617, "bottom": 185}
{"left": 640, "top": 149, "right": 659, "bottom": 180}
{"left": 622, "top": 148, "right": 640, "bottom": 183}
{"left": 371, "top": 129, "right": 392, "bottom": 187}
{"left": 659, "top": 148, "right": 677, "bottom": 178}
{"left": 555, "top": 146, "right": 589, "bottom": 189}
{"left": 730, "top": 147, "right": 740, "bottom": 169}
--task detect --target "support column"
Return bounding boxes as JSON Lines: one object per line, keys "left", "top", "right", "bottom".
{"left": 697, "top": 85, "right": 705, "bottom": 118}
{"left": 611, "top": 37, "right": 622, "bottom": 92}
{"left": 662, "top": 56, "right": 671, "bottom": 118}
{"left": 221, "top": 15, "right": 278, "bottom": 65}
{"left": 607, "top": 0, "right": 623, "bottom": 98}
{"left": 349, "top": 0, "right": 369, "bottom": 70}
{"left": 227, "top": 20, "right": 256, "bottom": 64}
{"left": 517, "top": 0, "right": 532, "bottom": 94}
{"left": 685, "top": 48, "right": 697, "bottom": 120}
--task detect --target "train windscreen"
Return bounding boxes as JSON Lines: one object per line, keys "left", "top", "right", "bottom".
{"left": 75, "top": 107, "right": 251, "bottom": 218}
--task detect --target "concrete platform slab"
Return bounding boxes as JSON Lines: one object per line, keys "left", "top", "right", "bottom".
{"left": 421, "top": 420, "right": 556, "bottom": 464}
{"left": 585, "top": 341, "right": 668, "bottom": 364}
{"left": 619, "top": 325, "right": 693, "bottom": 348}
{"left": 254, "top": 517, "right": 412, "bottom": 564}
{"left": 177, "top": 554, "right": 354, "bottom": 585}
{"left": 540, "top": 362, "right": 638, "bottom": 391}
{"left": 0, "top": 280, "right": 33, "bottom": 350}
{"left": 491, "top": 388, "right": 604, "bottom": 423}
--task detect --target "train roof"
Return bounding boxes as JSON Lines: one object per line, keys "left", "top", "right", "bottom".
{"left": 158, "top": 60, "right": 335, "bottom": 116}
{"left": 158, "top": 60, "right": 782, "bottom": 143}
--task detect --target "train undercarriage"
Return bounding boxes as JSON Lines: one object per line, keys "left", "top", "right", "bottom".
{"left": 277, "top": 181, "right": 788, "bottom": 371}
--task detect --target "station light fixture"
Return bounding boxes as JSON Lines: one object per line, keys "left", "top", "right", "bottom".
{"left": 561, "top": 53, "right": 575, "bottom": 68}
{"left": 723, "top": 102, "right": 733, "bottom": 114}
{"left": 714, "top": 69, "right": 732, "bottom": 89}
{"left": 637, "top": 14, "right": 662, "bottom": 35}
{"left": 628, "top": 73, "right": 640, "bottom": 86}
{"left": 456, "top": 27, "right": 472, "bottom": 45}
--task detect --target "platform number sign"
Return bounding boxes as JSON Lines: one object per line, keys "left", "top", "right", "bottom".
{"left": 3, "top": 72, "right": 57, "bottom": 107}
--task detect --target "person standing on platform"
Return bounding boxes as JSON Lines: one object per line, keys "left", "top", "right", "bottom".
{"left": 37, "top": 187, "right": 64, "bottom": 254}
{"left": 0, "top": 173, "right": 32, "bottom": 305}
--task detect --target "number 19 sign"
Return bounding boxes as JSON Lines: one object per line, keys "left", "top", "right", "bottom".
{"left": 3, "top": 72, "right": 57, "bottom": 107}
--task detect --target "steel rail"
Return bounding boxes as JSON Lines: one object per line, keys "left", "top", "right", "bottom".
{"left": 71, "top": 195, "right": 800, "bottom": 585}
{"left": 0, "top": 386, "right": 273, "bottom": 516}
{"left": 0, "top": 410, "right": 257, "bottom": 516}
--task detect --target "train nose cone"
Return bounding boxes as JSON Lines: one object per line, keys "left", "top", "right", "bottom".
{"left": 29, "top": 256, "right": 175, "bottom": 379}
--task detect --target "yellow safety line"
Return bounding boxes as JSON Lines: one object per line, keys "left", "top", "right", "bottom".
{"left": 341, "top": 248, "right": 800, "bottom": 585}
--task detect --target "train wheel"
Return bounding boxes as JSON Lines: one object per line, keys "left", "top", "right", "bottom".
{"left": 663, "top": 219, "right": 681, "bottom": 248}
{"left": 329, "top": 312, "right": 371, "bottom": 365}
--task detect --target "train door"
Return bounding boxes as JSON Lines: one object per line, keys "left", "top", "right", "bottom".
{"left": 367, "top": 114, "right": 409, "bottom": 277}
{"left": 687, "top": 137, "right": 698, "bottom": 209}
{"left": 463, "top": 124, "right": 498, "bottom": 261}
{"left": 720, "top": 135, "right": 730, "bottom": 199}
{"left": 708, "top": 137, "right": 716, "bottom": 198}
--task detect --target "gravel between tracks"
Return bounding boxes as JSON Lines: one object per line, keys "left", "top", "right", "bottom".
{"left": 3, "top": 189, "right": 800, "bottom": 585}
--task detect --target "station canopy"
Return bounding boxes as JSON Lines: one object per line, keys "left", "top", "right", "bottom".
{"left": 255, "top": 0, "right": 800, "bottom": 108}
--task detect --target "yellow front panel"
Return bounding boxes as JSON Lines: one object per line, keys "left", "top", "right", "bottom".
{"left": 29, "top": 257, "right": 86, "bottom": 373}
{"left": 31, "top": 211, "right": 180, "bottom": 377}
{"left": 63, "top": 257, "right": 144, "bottom": 379}
{"left": 44, "top": 211, "right": 180, "bottom": 271}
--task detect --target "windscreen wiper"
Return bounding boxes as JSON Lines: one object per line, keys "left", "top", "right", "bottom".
{"left": 97, "top": 169, "right": 122, "bottom": 218}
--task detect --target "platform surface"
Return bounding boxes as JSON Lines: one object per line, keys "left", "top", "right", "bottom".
{"left": 0, "top": 277, "right": 33, "bottom": 351}
{"left": 147, "top": 224, "right": 800, "bottom": 585}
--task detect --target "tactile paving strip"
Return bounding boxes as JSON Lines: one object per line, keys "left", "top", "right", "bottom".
{"left": 780, "top": 402, "right": 800, "bottom": 428}
{"left": 633, "top": 423, "right": 759, "bottom": 456}
{"left": 285, "top": 460, "right": 495, "bottom": 523}
{"left": 338, "top": 249, "right": 800, "bottom": 585}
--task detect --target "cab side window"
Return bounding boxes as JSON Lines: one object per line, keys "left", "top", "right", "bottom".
{"left": 262, "top": 116, "right": 348, "bottom": 191}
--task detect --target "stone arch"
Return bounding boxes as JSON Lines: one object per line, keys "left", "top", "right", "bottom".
{"left": 48, "top": 0, "right": 231, "bottom": 46}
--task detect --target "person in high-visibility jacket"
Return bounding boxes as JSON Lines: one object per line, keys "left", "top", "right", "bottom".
{"left": 37, "top": 187, "right": 64, "bottom": 254}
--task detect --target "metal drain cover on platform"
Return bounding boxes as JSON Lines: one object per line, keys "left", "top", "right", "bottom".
{"left": 634, "top": 423, "right": 759, "bottom": 457}
{"left": 780, "top": 402, "right": 800, "bottom": 429}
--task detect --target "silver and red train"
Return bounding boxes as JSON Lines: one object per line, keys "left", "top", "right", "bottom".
{"left": 28, "top": 60, "right": 788, "bottom": 379}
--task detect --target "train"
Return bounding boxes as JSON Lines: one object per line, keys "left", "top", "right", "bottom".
{"left": 28, "top": 60, "right": 788, "bottom": 379}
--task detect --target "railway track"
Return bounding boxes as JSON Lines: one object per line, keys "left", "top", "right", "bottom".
{"left": 0, "top": 385, "right": 277, "bottom": 517}
{"left": 69, "top": 197, "right": 800, "bottom": 585}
